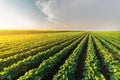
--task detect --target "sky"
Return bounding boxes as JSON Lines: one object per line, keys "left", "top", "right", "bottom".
{"left": 0, "top": 0, "right": 120, "bottom": 31}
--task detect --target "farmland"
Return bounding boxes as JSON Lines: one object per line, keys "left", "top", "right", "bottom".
{"left": 0, "top": 31, "right": 120, "bottom": 80}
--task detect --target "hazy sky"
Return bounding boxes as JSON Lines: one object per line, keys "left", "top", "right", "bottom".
{"left": 0, "top": 0, "right": 120, "bottom": 30}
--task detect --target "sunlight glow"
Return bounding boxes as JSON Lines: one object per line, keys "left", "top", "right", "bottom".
{"left": 0, "top": 0, "right": 36, "bottom": 30}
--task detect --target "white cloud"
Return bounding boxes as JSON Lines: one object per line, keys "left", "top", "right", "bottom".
{"left": 35, "top": 0, "right": 57, "bottom": 22}
{"left": 35, "top": 0, "right": 120, "bottom": 30}
{"left": 35, "top": 0, "right": 97, "bottom": 23}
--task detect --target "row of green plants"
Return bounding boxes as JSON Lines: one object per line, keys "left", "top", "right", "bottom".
{"left": 18, "top": 34, "right": 85, "bottom": 80}
{"left": 82, "top": 35, "right": 105, "bottom": 80}
{"left": 0, "top": 34, "right": 53, "bottom": 56}
{"left": 94, "top": 35, "right": 120, "bottom": 56}
{"left": 53, "top": 35, "right": 88, "bottom": 80}
{"left": 93, "top": 36, "right": 120, "bottom": 80}
{"left": 0, "top": 35, "right": 80, "bottom": 71}
{"left": 0, "top": 33, "right": 79, "bottom": 59}
{"left": 0, "top": 34, "right": 84, "bottom": 80}
{"left": 97, "top": 34, "right": 120, "bottom": 49}
{"left": 93, "top": 32, "right": 120, "bottom": 43}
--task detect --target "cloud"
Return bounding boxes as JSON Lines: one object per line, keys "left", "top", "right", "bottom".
{"left": 35, "top": 0, "right": 120, "bottom": 30}
{"left": 35, "top": 0, "right": 96, "bottom": 26}
{"left": 35, "top": 0, "right": 56, "bottom": 22}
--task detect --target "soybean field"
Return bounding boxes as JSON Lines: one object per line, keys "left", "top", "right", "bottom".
{"left": 0, "top": 31, "right": 120, "bottom": 80}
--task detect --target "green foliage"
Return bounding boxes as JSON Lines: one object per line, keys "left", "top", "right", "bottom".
{"left": 82, "top": 35, "right": 105, "bottom": 80}
{"left": 93, "top": 35, "right": 120, "bottom": 80}
{"left": 0, "top": 34, "right": 81, "bottom": 80}
{"left": 53, "top": 35, "right": 88, "bottom": 80}
{"left": 0, "top": 31, "right": 120, "bottom": 80}
{"left": 18, "top": 35, "right": 84, "bottom": 80}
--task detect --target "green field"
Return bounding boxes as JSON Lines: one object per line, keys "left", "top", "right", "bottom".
{"left": 0, "top": 31, "right": 120, "bottom": 80}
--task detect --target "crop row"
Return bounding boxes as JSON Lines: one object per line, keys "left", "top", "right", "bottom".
{"left": 0, "top": 35, "right": 81, "bottom": 71}
{"left": 93, "top": 36, "right": 120, "bottom": 80}
{"left": 18, "top": 34, "right": 86, "bottom": 80}
{"left": 94, "top": 35, "right": 120, "bottom": 59}
{"left": 82, "top": 35, "right": 105, "bottom": 80}
{"left": 0, "top": 33, "right": 81, "bottom": 59}
{"left": 53, "top": 35, "right": 88, "bottom": 80}
{"left": 0, "top": 34, "right": 85, "bottom": 80}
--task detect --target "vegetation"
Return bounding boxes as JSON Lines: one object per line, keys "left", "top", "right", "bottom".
{"left": 0, "top": 31, "right": 119, "bottom": 80}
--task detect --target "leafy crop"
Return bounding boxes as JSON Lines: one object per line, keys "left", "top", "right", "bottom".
{"left": 0, "top": 31, "right": 119, "bottom": 80}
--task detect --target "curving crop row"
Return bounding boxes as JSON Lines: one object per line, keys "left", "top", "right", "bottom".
{"left": 0, "top": 35, "right": 81, "bottom": 71}
{"left": 18, "top": 34, "right": 84, "bottom": 80}
{"left": 94, "top": 35, "right": 120, "bottom": 56}
{"left": 93, "top": 32, "right": 120, "bottom": 43}
{"left": 99, "top": 35, "right": 120, "bottom": 44}
{"left": 92, "top": 36, "right": 120, "bottom": 80}
{"left": 82, "top": 35, "right": 105, "bottom": 80}
{"left": 0, "top": 34, "right": 85, "bottom": 80}
{"left": 96, "top": 34, "right": 120, "bottom": 49}
{"left": 0, "top": 33, "right": 62, "bottom": 52}
{"left": 53, "top": 35, "right": 88, "bottom": 80}
{"left": 0, "top": 34, "right": 79, "bottom": 59}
